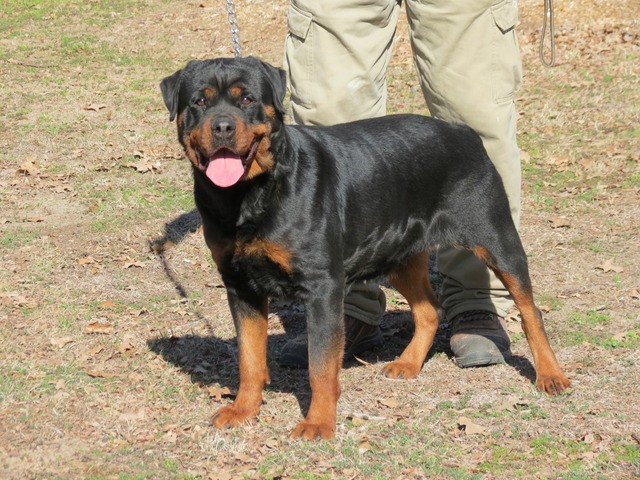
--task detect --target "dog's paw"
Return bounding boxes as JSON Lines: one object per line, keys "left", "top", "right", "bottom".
{"left": 212, "top": 404, "right": 258, "bottom": 429}
{"left": 291, "top": 420, "right": 335, "bottom": 440}
{"left": 382, "top": 360, "right": 421, "bottom": 379}
{"left": 536, "top": 372, "right": 571, "bottom": 396}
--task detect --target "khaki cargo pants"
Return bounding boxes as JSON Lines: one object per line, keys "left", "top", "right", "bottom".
{"left": 283, "top": 0, "right": 523, "bottom": 323}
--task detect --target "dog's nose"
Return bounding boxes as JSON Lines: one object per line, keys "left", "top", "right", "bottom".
{"left": 212, "top": 118, "right": 236, "bottom": 140}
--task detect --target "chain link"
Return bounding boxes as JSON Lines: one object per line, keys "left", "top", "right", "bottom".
{"left": 226, "top": 0, "right": 242, "bottom": 57}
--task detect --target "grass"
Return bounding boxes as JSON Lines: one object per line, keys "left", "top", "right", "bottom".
{"left": 74, "top": 168, "right": 194, "bottom": 231}
{"left": 1, "top": 0, "right": 639, "bottom": 478}
{"left": 555, "top": 309, "right": 640, "bottom": 348}
{"left": 0, "top": 227, "right": 41, "bottom": 249}
{"left": 570, "top": 310, "right": 611, "bottom": 327}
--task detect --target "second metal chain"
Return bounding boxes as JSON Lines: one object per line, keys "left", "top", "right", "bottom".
{"left": 226, "top": 0, "right": 242, "bottom": 57}
{"left": 539, "top": 0, "right": 556, "bottom": 67}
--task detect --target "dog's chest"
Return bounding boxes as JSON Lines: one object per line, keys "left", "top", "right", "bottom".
{"left": 228, "top": 238, "right": 298, "bottom": 297}
{"left": 234, "top": 238, "right": 294, "bottom": 275}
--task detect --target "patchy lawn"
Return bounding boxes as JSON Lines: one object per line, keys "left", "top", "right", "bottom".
{"left": 1, "top": 0, "right": 638, "bottom": 478}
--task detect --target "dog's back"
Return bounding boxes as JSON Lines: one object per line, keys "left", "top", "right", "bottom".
{"left": 284, "top": 114, "right": 514, "bottom": 282}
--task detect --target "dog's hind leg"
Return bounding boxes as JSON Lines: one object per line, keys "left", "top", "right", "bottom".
{"left": 383, "top": 252, "right": 439, "bottom": 379}
{"left": 472, "top": 245, "right": 570, "bottom": 395}
{"left": 212, "top": 291, "right": 270, "bottom": 428}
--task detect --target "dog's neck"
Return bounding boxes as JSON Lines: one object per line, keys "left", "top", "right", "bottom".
{"left": 193, "top": 162, "right": 287, "bottom": 238}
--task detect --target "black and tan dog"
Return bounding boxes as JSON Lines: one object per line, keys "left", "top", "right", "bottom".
{"left": 160, "top": 56, "right": 569, "bottom": 440}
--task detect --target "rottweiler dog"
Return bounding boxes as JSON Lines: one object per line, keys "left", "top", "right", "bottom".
{"left": 160, "top": 56, "right": 569, "bottom": 440}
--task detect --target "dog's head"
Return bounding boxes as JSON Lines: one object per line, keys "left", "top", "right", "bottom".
{"left": 160, "top": 57, "right": 286, "bottom": 188}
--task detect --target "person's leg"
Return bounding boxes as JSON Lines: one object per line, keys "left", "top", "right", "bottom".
{"left": 280, "top": 0, "right": 401, "bottom": 367}
{"left": 406, "top": 0, "right": 523, "bottom": 366}
{"left": 284, "top": 0, "right": 401, "bottom": 124}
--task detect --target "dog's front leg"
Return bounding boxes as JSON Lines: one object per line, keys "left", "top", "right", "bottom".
{"left": 291, "top": 291, "right": 345, "bottom": 440}
{"left": 212, "top": 291, "right": 270, "bottom": 429}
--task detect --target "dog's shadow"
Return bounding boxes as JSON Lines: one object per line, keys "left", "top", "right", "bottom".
{"left": 144, "top": 306, "right": 422, "bottom": 417}
{"left": 147, "top": 210, "right": 537, "bottom": 418}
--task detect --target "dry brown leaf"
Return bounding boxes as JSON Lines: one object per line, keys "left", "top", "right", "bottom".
{"left": 262, "top": 438, "right": 278, "bottom": 450}
{"left": 17, "top": 159, "right": 39, "bottom": 176}
{"left": 123, "top": 261, "right": 145, "bottom": 269}
{"left": 358, "top": 439, "right": 372, "bottom": 455}
{"left": 119, "top": 408, "right": 146, "bottom": 422}
{"left": 119, "top": 338, "right": 136, "bottom": 353}
{"left": 123, "top": 160, "right": 162, "bottom": 173}
{"left": 3, "top": 293, "right": 36, "bottom": 309}
{"left": 549, "top": 216, "right": 571, "bottom": 229}
{"left": 579, "top": 451, "right": 598, "bottom": 460}
{"left": 50, "top": 336, "right": 74, "bottom": 348}
{"left": 458, "top": 416, "right": 488, "bottom": 435}
{"left": 234, "top": 452, "right": 252, "bottom": 463}
{"left": 85, "top": 320, "right": 114, "bottom": 335}
{"left": 596, "top": 259, "right": 624, "bottom": 273}
{"left": 507, "top": 322, "right": 524, "bottom": 334}
{"left": 95, "top": 162, "right": 116, "bottom": 172}
{"left": 378, "top": 397, "right": 400, "bottom": 409}
{"left": 128, "top": 372, "right": 145, "bottom": 383}
{"left": 235, "top": 466, "right": 257, "bottom": 476}
{"left": 499, "top": 396, "right": 529, "bottom": 412}
{"left": 207, "top": 385, "right": 233, "bottom": 401}
{"left": 162, "top": 431, "right": 177, "bottom": 444}
{"left": 84, "top": 103, "right": 107, "bottom": 111}
{"left": 548, "top": 155, "right": 571, "bottom": 166}
{"left": 53, "top": 185, "right": 73, "bottom": 194}
{"left": 612, "top": 331, "right": 629, "bottom": 342}
{"left": 78, "top": 256, "right": 100, "bottom": 266}
{"left": 87, "top": 345, "right": 104, "bottom": 356}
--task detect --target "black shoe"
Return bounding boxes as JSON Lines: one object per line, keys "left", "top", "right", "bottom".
{"left": 450, "top": 310, "right": 512, "bottom": 368}
{"left": 279, "top": 316, "right": 384, "bottom": 368}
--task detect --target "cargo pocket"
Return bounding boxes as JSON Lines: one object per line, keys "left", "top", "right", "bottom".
{"left": 288, "top": 2, "right": 312, "bottom": 40}
{"left": 284, "top": 2, "right": 314, "bottom": 109}
{"left": 491, "top": 0, "right": 518, "bottom": 34}
{"left": 490, "top": 0, "right": 522, "bottom": 103}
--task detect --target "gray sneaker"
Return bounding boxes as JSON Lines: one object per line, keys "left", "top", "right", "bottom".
{"left": 450, "top": 310, "right": 512, "bottom": 368}
{"left": 279, "top": 316, "right": 384, "bottom": 368}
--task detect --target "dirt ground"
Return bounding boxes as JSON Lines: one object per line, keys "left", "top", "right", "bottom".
{"left": 0, "top": 0, "right": 639, "bottom": 479}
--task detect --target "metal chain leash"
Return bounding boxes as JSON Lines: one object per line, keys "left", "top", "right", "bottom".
{"left": 226, "top": 0, "right": 242, "bottom": 57}
{"left": 539, "top": 0, "right": 556, "bottom": 67}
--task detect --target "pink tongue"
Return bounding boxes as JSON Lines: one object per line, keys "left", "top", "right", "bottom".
{"left": 206, "top": 154, "right": 245, "bottom": 187}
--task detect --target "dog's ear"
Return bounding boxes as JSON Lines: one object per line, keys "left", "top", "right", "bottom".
{"left": 254, "top": 58, "right": 287, "bottom": 115}
{"left": 160, "top": 68, "right": 183, "bottom": 122}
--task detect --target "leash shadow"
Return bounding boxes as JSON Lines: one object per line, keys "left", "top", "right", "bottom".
{"left": 149, "top": 208, "right": 202, "bottom": 298}
{"left": 147, "top": 214, "right": 316, "bottom": 414}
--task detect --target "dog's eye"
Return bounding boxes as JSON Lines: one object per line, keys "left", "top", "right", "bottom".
{"left": 241, "top": 96, "right": 253, "bottom": 106}
{"left": 194, "top": 98, "right": 206, "bottom": 107}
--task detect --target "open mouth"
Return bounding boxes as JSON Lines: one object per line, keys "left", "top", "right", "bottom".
{"left": 200, "top": 140, "right": 260, "bottom": 188}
